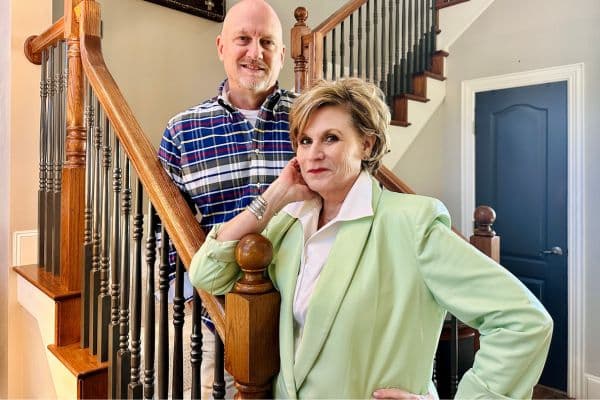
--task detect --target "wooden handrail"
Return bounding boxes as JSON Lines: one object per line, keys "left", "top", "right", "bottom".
{"left": 75, "top": 1, "right": 226, "bottom": 339}
{"left": 24, "top": 17, "right": 65, "bottom": 65}
{"left": 312, "top": 0, "right": 367, "bottom": 34}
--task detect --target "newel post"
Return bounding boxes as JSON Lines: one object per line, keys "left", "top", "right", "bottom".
{"left": 226, "top": 234, "right": 280, "bottom": 399}
{"left": 291, "top": 7, "right": 311, "bottom": 93}
{"left": 469, "top": 205, "right": 500, "bottom": 263}
{"left": 59, "top": 0, "right": 87, "bottom": 291}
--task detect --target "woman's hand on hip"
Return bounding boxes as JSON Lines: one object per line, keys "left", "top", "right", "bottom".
{"left": 372, "top": 388, "right": 434, "bottom": 400}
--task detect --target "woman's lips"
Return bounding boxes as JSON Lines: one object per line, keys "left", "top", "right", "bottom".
{"left": 307, "top": 168, "right": 328, "bottom": 174}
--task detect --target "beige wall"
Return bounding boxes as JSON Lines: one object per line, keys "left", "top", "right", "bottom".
{"left": 8, "top": 0, "right": 55, "bottom": 397}
{"left": 395, "top": 0, "right": 600, "bottom": 382}
{"left": 97, "top": 0, "right": 345, "bottom": 146}
{"left": 1, "top": 0, "right": 11, "bottom": 396}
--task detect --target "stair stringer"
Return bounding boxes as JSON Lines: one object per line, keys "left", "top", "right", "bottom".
{"left": 16, "top": 275, "right": 78, "bottom": 399}
{"left": 383, "top": 76, "right": 446, "bottom": 169}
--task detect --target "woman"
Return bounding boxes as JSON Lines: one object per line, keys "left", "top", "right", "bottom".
{"left": 189, "top": 78, "right": 552, "bottom": 399}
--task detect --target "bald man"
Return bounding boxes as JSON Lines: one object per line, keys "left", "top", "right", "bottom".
{"left": 158, "top": 0, "right": 294, "bottom": 397}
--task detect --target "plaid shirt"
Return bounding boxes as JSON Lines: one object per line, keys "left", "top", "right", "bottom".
{"left": 159, "top": 80, "right": 295, "bottom": 230}
{"left": 158, "top": 80, "right": 295, "bottom": 327}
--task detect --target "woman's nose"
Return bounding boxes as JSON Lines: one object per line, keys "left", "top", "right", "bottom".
{"left": 309, "top": 144, "right": 324, "bottom": 160}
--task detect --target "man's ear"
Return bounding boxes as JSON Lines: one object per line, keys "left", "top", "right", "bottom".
{"left": 280, "top": 45, "right": 286, "bottom": 69}
{"left": 216, "top": 35, "right": 225, "bottom": 61}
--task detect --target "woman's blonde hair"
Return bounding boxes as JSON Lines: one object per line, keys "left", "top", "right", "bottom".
{"left": 289, "top": 78, "right": 391, "bottom": 173}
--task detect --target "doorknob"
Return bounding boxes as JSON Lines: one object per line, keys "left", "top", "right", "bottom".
{"left": 540, "top": 246, "right": 563, "bottom": 256}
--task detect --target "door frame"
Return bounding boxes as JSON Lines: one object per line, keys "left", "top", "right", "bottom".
{"left": 460, "top": 63, "right": 585, "bottom": 398}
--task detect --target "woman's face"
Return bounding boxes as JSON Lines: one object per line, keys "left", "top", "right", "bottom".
{"left": 296, "top": 105, "right": 374, "bottom": 202}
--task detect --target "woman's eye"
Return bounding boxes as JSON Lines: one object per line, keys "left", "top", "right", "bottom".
{"left": 325, "top": 135, "right": 339, "bottom": 143}
{"left": 299, "top": 137, "right": 311, "bottom": 145}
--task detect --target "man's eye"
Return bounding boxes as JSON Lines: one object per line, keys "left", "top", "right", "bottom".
{"left": 237, "top": 36, "right": 250, "bottom": 43}
{"left": 262, "top": 39, "right": 274, "bottom": 47}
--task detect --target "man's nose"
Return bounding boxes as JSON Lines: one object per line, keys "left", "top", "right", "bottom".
{"left": 247, "top": 40, "right": 263, "bottom": 60}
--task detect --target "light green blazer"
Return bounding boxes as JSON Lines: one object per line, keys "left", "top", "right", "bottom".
{"left": 190, "top": 178, "right": 552, "bottom": 399}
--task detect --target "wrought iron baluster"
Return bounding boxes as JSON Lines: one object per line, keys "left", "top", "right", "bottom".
{"left": 373, "top": 0, "right": 379, "bottom": 84}
{"left": 420, "top": 0, "right": 426, "bottom": 73}
{"left": 406, "top": 0, "right": 414, "bottom": 93}
{"left": 108, "top": 134, "right": 122, "bottom": 397}
{"left": 158, "top": 226, "right": 170, "bottom": 400}
{"left": 425, "top": 0, "right": 432, "bottom": 69}
{"left": 394, "top": 0, "right": 401, "bottom": 95}
{"left": 89, "top": 101, "right": 103, "bottom": 354}
{"left": 52, "top": 41, "right": 63, "bottom": 276}
{"left": 81, "top": 82, "right": 95, "bottom": 348}
{"left": 381, "top": 0, "right": 387, "bottom": 94}
{"left": 430, "top": 0, "right": 437, "bottom": 67}
{"left": 366, "top": 0, "right": 370, "bottom": 81}
{"left": 401, "top": 0, "right": 408, "bottom": 94}
{"left": 190, "top": 290, "right": 203, "bottom": 399}
{"left": 332, "top": 28, "right": 337, "bottom": 81}
{"left": 213, "top": 335, "right": 226, "bottom": 399}
{"left": 97, "top": 115, "right": 112, "bottom": 362}
{"left": 38, "top": 48, "right": 48, "bottom": 268}
{"left": 388, "top": 0, "right": 394, "bottom": 102}
{"left": 358, "top": 5, "right": 363, "bottom": 78}
{"left": 450, "top": 315, "right": 459, "bottom": 397}
{"left": 44, "top": 45, "right": 55, "bottom": 273}
{"left": 323, "top": 36, "right": 328, "bottom": 80}
{"left": 413, "top": 0, "right": 420, "bottom": 74}
{"left": 128, "top": 179, "right": 144, "bottom": 400}
{"left": 143, "top": 205, "right": 157, "bottom": 400}
{"left": 172, "top": 256, "right": 185, "bottom": 399}
{"left": 349, "top": 13, "right": 355, "bottom": 76}
{"left": 117, "top": 157, "right": 132, "bottom": 399}
{"left": 340, "top": 21, "right": 345, "bottom": 78}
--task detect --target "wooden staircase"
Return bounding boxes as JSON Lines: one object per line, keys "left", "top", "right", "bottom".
{"left": 15, "top": 0, "right": 489, "bottom": 398}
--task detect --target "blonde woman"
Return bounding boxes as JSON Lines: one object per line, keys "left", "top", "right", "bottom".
{"left": 190, "top": 78, "right": 552, "bottom": 399}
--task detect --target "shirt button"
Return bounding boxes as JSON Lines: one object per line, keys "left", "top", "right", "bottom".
{"left": 256, "top": 182, "right": 262, "bottom": 188}
{"left": 254, "top": 148, "right": 260, "bottom": 154}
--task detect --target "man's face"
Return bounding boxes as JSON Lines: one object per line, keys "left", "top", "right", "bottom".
{"left": 216, "top": 3, "right": 285, "bottom": 98}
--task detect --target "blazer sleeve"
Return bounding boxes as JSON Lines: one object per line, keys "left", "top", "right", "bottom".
{"left": 188, "top": 225, "right": 242, "bottom": 295}
{"left": 415, "top": 199, "right": 553, "bottom": 399}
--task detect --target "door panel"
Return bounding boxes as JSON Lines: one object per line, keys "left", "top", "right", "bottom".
{"left": 475, "top": 81, "right": 567, "bottom": 391}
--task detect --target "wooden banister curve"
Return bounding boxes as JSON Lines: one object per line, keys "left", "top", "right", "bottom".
{"left": 24, "top": 17, "right": 66, "bottom": 64}
{"left": 76, "top": 1, "right": 225, "bottom": 339}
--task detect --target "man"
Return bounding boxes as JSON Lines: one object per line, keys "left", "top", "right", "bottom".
{"left": 158, "top": 0, "right": 294, "bottom": 397}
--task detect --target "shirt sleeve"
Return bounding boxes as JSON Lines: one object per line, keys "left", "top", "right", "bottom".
{"left": 158, "top": 125, "right": 186, "bottom": 192}
{"left": 415, "top": 200, "right": 553, "bottom": 399}
{"left": 188, "top": 225, "right": 242, "bottom": 296}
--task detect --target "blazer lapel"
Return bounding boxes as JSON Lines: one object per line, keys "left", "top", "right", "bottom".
{"left": 274, "top": 219, "right": 304, "bottom": 396}
{"left": 292, "top": 180, "right": 383, "bottom": 389}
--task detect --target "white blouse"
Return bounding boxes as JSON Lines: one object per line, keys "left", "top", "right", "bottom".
{"left": 281, "top": 171, "right": 374, "bottom": 355}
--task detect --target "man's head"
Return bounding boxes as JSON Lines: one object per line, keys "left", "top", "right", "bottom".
{"left": 216, "top": 0, "right": 285, "bottom": 107}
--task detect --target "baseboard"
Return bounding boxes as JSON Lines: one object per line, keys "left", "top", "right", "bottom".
{"left": 586, "top": 374, "right": 600, "bottom": 399}
{"left": 12, "top": 230, "right": 38, "bottom": 266}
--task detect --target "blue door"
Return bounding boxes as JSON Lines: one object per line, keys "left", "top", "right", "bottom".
{"left": 475, "top": 82, "right": 568, "bottom": 391}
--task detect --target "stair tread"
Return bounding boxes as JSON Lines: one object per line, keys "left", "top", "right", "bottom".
{"left": 391, "top": 120, "right": 411, "bottom": 127}
{"left": 48, "top": 343, "right": 108, "bottom": 378}
{"left": 436, "top": 0, "right": 470, "bottom": 9}
{"left": 13, "top": 264, "right": 80, "bottom": 300}
{"left": 399, "top": 93, "right": 430, "bottom": 103}
{"left": 422, "top": 71, "right": 446, "bottom": 81}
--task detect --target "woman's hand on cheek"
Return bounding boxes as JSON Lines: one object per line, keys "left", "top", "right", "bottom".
{"left": 372, "top": 388, "right": 433, "bottom": 400}
{"left": 278, "top": 158, "right": 318, "bottom": 203}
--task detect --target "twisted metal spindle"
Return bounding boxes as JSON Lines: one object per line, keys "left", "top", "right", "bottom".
{"left": 128, "top": 179, "right": 144, "bottom": 399}
{"left": 143, "top": 206, "right": 157, "bottom": 400}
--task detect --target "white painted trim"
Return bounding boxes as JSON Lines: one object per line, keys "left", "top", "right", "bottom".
{"left": 460, "top": 63, "right": 586, "bottom": 398}
{"left": 586, "top": 374, "right": 600, "bottom": 399}
{"left": 12, "top": 230, "right": 38, "bottom": 266}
